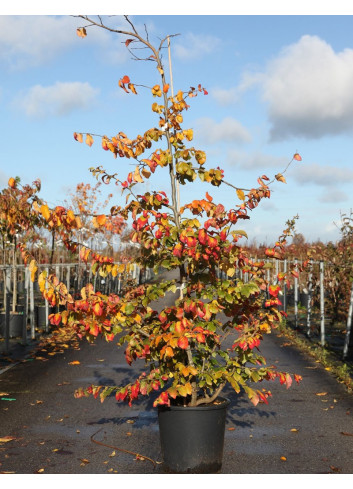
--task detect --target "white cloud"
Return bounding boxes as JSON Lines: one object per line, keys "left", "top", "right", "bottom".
{"left": 14, "top": 81, "right": 99, "bottom": 118}
{"left": 291, "top": 162, "right": 353, "bottom": 186}
{"left": 212, "top": 87, "right": 239, "bottom": 106}
{"left": 318, "top": 187, "right": 349, "bottom": 203}
{"left": 257, "top": 35, "right": 353, "bottom": 140}
{"left": 0, "top": 15, "right": 130, "bottom": 70}
{"left": 173, "top": 32, "right": 221, "bottom": 60}
{"left": 227, "top": 149, "right": 285, "bottom": 169}
{"left": 194, "top": 117, "right": 251, "bottom": 144}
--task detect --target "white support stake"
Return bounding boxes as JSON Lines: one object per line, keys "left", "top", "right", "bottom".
{"left": 320, "top": 261, "right": 325, "bottom": 346}
{"left": 343, "top": 281, "right": 353, "bottom": 359}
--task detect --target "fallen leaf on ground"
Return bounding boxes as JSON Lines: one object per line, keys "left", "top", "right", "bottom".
{"left": 126, "top": 432, "right": 132, "bottom": 436}
{"left": 37, "top": 468, "right": 45, "bottom": 473}
{"left": 68, "top": 361, "right": 80, "bottom": 365}
{"left": 109, "top": 451, "right": 116, "bottom": 457}
{"left": 36, "top": 400, "right": 43, "bottom": 404}
{"left": 126, "top": 420, "right": 135, "bottom": 424}
{"left": 340, "top": 431, "right": 353, "bottom": 436}
{"left": 316, "top": 392, "right": 327, "bottom": 396}
{"left": 280, "top": 456, "right": 287, "bottom": 461}
{"left": 80, "top": 459, "right": 89, "bottom": 466}
{"left": 0, "top": 436, "right": 16, "bottom": 443}
{"left": 330, "top": 465, "right": 342, "bottom": 473}
{"left": 97, "top": 359, "right": 105, "bottom": 362}
{"left": 0, "top": 393, "right": 9, "bottom": 396}
{"left": 290, "top": 429, "right": 298, "bottom": 432}
{"left": 227, "top": 427, "right": 236, "bottom": 431}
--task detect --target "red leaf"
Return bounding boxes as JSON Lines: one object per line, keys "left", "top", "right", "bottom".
{"left": 125, "top": 39, "right": 134, "bottom": 47}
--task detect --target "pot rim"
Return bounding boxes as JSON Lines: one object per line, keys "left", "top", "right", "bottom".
{"left": 159, "top": 396, "right": 230, "bottom": 411}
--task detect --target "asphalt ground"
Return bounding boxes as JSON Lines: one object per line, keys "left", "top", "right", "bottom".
{"left": 0, "top": 272, "right": 352, "bottom": 479}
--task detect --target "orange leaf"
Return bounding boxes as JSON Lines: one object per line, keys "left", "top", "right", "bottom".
{"left": 76, "top": 27, "right": 87, "bottom": 38}
{"left": 68, "top": 361, "right": 80, "bottom": 365}
{"left": 73, "top": 132, "right": 83, "bottom": 143}
{"left": 205, "top": 192, "right": 213, "bottom": 202}
{"left": 96, "top": 214, "right": 107, "bottom": 226}
{"left": 293, "top": 153, "right": 302, "bottom": 161}
{"left": 316, "top": 392, "right": 327, "bottom": 396}
{"left": 8, "top": 177, "right": 16, "bottom": 188}
{"left": 275, "top": 173, "right": 286, "bottom": 184}
{"left": 121, "top": 75, "right": 130, "bottom": 84}
{"left": 163, "top": 84, "right": 170, "bottom": 93}
{"left": 125, "top": 39, "right": 134, "bottom": 47}
{"left": 85, "top": 134, "right": 94, "bottom": 147}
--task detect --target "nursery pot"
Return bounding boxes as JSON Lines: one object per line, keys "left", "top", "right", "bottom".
{"left": 158, "top": 397, "right": 230, "bottom": 473}
{"left": 0, "top": 313, "right": 24, "bottom": 338}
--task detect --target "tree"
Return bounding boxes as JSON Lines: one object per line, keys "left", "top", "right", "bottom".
{"left": 19, "top": 16, "right": 303, "bottom": 408}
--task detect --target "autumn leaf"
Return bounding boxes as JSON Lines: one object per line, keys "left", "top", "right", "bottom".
{"left": 163, "top": 84, "right": 170, "bottom": 93}
{"left": 68, "top": 361, "right": 80, "bottom": 365}
{"left": 316, "top": 392, "right": 327, "bottom": 396}
{"left": 280, "top": 456, "right": 287, "bottom": 461}
{"left": 76, "top": 27, "right": 87, "bottom": 38}
{"left": 8, "top": 177, "right": 16, "bottom": 188}
{"left": 40, "top": 204, "right": 50, "bottom": 221}
{"left": 125, "top": 39, "right": 134, "bottom": 47}
{"left": 0, "top": 436, "right": 16, "bottom": 443}
{"left": 236, "top": 189, "right": 245, "bottom": 201}
{"left": 96, "top": 214, "right": 107, "bottom": 226}
{"left": 85, "top": 134, "right": 94, "bottom": 147}
{"left": 275, "top": 173, "right": 286, "bottom": 184}
{"left": 121, "top": 75, "right": 130, "bottom": 84}
{"left": 73, "top": 132, "right": 83, "bottom": 143}
{"left": 205, "top": 191, "right": 213, "bottom": 202}
{"left": 293, "top": 153, "right": 302, "bottom": 161}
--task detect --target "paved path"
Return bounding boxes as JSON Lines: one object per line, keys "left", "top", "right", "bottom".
{"left": 0, "top": 272, "right": 352, "bottom": 474}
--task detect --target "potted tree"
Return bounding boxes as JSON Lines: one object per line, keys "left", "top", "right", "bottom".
{"left": 18, "top": 16, "right": 303, "bottom": 473}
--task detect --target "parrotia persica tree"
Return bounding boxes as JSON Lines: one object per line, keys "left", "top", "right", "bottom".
{"left": 18, "top": 15, "right": 304, "bottom": 408}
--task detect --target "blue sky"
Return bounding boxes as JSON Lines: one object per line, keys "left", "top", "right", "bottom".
{"left": 1, "top": 3, "right": 353, "bottom": 245}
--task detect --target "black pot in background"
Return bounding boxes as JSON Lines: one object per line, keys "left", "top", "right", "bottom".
{"left": 0, "top": 313, "right": 24, "bottom": 338}
{"left": 158, "top": 397, "right": 230, "bottom": 473}
{"left": 35, "top": 305, "right": 56, "bottom": 328}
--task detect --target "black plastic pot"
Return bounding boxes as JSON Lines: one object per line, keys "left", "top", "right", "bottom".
{"left": 0, "top": 313, "right": 24, "bottom": 338}
{"left": 35, "top": 305, "right": 56, "bottom": 329}
{"left": 158, "top": 397, "right": 230, "bottom": 473}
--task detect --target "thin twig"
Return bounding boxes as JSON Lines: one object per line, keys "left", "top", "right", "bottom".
{"left": 90, "top": 427, "right": 159, "bottom": 468}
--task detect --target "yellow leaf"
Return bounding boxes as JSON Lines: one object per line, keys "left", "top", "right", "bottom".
{"left": 133, "top": 166, "right": 144, "bottom": 183}
{"left": 316, "top": 392, "right": 327, "bottom": 396}
{"left": 290, "top": 428, "right": 298, "bottom": 432}
{"left": 40, "top": 204, "right": 50, "bottom": 221}
{"left": 0, "top": 436, "right": 16, "bottom": 443}
{"left": 226, "top": 267, "right": 236, "bottom": 277}
{"left": 236, "top": 189, "right": 245, "bottom": 201}
{"left": 68, "top": 361, "right": 80, "bottom": 365}
{"left": 29, "top": 260, "right": 38, "bottom": 282}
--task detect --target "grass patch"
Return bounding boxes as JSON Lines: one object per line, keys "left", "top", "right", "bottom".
{"left": 277, "top": 320, "right": 353, "bottom": 394}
